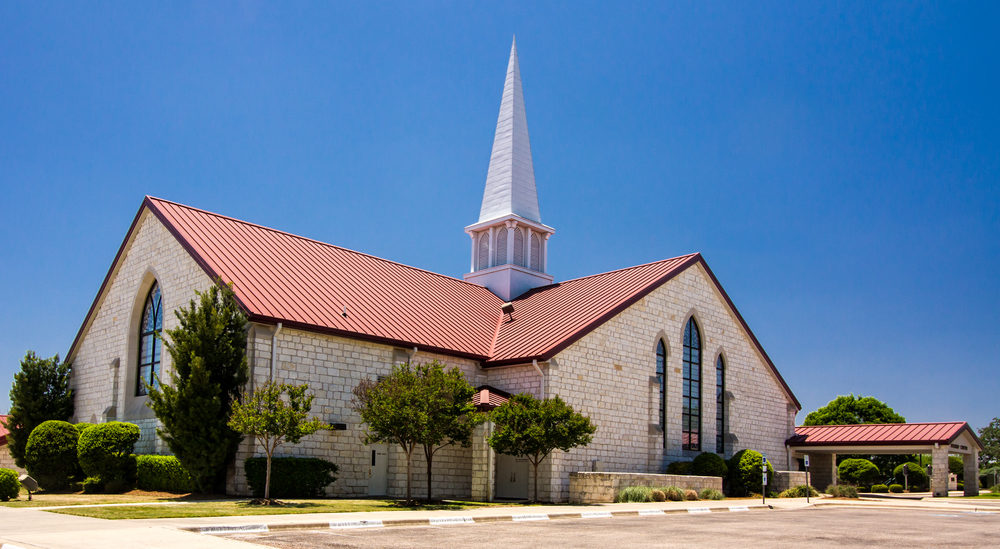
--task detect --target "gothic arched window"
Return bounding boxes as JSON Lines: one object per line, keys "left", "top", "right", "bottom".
{"left": 530, "top": 233, "right": 541, "bottom": 270}
{"left": 682, "top": 317, "right": 701, "bottom": 451}
{"left": 656, "top": 339, "right": 667, "bottom": 447}
{"left": 513, "top": 228, "right": 525, "bottom": 267}
{"left": 496, "top": 228, "right": 508, "bottom": 265}
{"left": 136, "top": 282, "right": 163, "bottom": 396}
{"left": 477, "top": 233, "right": 490, "bottom": 270}
{"left": 716, "top": 354, "right": 725, "bottom": 454}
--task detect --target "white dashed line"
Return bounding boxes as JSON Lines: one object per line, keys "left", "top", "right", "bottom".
{"left": 687, "top": 507, "right": 711, "bottom": 514}
{"left": 639, "top": 509, "right": 666, "bottom": 516}
{"left": 512, "top": 513, "right": 549, "bottom": 521}
{"left": 200, "top": 524, "right": 269, "bottom": 535}
{"left": 729, "top": 506, "right": 750, "bottom": 512}
{"left": 329, "top": 519, "right": 384, "bottom": 529}
{"left": 429, "top": 516, "right": 475, "bottom": 525}
{"left": 580, "top": 511, "right": 612, "bottom": 519}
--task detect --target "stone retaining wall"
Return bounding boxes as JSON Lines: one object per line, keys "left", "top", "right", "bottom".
{"left": 771, "top": 471, "right": 807, "bottom": 493}
{"left": 569, "top": 472, "right": 722, "bottom": 503}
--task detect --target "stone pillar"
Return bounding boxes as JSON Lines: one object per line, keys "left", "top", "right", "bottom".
{"left": 505, "top": 221, "right": 515, "bottom": 266}
{"left": 470, "top": 421, "right": 495, "bottom": 501}
{"left": 964, "top": 450, "right": 980, "bottom": 497}
{"left": 469, "top": 233, "right": 477, "bottom": 272}
{"left": 808, "top": 453, "right": 836, "bottom": 490}
{"left": 931, "top": 446, "right": 949, "bottom": 497}
{"left": 488, "top": 226, "right": 495, "bottom": 268}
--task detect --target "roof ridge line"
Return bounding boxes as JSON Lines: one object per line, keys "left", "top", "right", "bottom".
{"left": 145, "top": 196, "right": 505, "bottom": 294}
{"left": 526, "top": 253, "right": 700, "bottom": 289}
{"left": 798, "top": 421, "right": 966, "bottom": 428}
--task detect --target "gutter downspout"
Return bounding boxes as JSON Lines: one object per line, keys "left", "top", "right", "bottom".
{"left": 532, "top": 359, "right": 545, "bottom": 398}
{"left": 270, "top": 322, "right": 283, "bottom": 381}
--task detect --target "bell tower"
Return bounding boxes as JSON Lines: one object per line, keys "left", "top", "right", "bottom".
{"left": 464, "top": 38, "right": 554, "bottom": 301}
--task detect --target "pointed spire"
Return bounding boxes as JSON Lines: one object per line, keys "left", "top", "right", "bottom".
{"left": 479, "top": 36, "right": 542, "bottom": 224}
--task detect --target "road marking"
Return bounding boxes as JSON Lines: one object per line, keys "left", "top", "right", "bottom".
{"left": 329, "top": 519, "right": 384, "bottom": 529}
{"left": 964, "top": 510, "right": 998, "bottom": 515}
{"left": 687, "top": 507, "right": 711, "bottom": 514}
{"left": 429, "top": 516, "right": 475, "bottom": 525}
{"left": 200, "top": 524, "right": 269, "bottom": 535}
{"left": 929, "top": 514, "right": 960, "bottom": 517}
{"left": 512, "top": 513, "right": 549, "bottom": 521}
{"left": 580, "top": 511, "right": 612, "bottom": 519}
{"left": 638, "top": 509, "right": 665, "bottom": 516}
{"left": 2, "top": 544, "right": 27, "bottom": 549}
{"left": 729, "top": 506, "right": 750, "bottom": 512}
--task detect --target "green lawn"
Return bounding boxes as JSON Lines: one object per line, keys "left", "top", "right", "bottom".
{"left": 959, "top": 492, "right": 1000, "bottom": 499}
{"left": 0, "top": 489, "right": 517, "bottom": 519}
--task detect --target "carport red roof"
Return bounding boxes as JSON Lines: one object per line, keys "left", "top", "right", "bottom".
{"left": 787, "top": 422, "right": 981, "bottom": 448}
{"left": 66, "top": 197, "right": 800, "bottom": 408}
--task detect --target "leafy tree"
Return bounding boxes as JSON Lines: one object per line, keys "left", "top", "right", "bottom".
{"left": 2, "top": 351, "right": 73, "bottom": 468}
{"left": 229, "top": 382, "right": 328, "bottom": 502}
{"left": 979, "top": 417, "right": 1000, "bottom": 468}
{"left": 352, "top": 361, "right": 483, "bottom": 504}
{"left": 147, "top": 282, "right": 248, "bottom": 492}
{"left": 488, "top": 394, "right": 596, "bottom": 502}
{"left": 803, "top": 394, "right": 906, "bottom": 426}
{"left": 804, "top": 394, "right": 909, "bottom": 474}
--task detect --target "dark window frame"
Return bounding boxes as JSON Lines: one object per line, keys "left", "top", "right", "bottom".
{"left": 656, "top": 339, "right": 666, "bottom": 446}
{"left": 136, "top": 283, "right": 163, "bottom": 396}
{"left": 716, "top": 354, "right": 725, "bottom": 454}
{"left": 682, "top": 317, "right": 701, "bottom": 451}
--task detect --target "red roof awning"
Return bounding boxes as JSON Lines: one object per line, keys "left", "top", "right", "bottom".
{"left": 787, "top": 422, "right": 982, "bottom": 449}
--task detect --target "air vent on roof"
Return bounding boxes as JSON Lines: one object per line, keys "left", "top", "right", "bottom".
{"left": 502, "top": 302, "right": 515, "bottom": 322}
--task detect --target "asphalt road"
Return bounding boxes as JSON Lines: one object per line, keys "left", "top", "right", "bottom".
{"left": 226, "top": 507, "right": 999, "bottom": 548}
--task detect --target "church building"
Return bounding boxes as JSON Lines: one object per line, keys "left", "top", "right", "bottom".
{"left": 65, "top": 39, "right": 800, "bottom": 502}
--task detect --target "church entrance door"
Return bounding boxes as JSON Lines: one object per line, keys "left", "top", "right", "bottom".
{"left": 367, "top": 444, "right": 388, "bottom": 496}
{"left": 495, "top": 453, "right": 529, "bottom": 500}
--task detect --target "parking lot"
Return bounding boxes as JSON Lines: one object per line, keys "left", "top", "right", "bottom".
{"left": 227, "top": 507, "right": 999, "bottom": 548}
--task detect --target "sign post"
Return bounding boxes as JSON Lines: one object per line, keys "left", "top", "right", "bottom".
{"left": 804, "top": 455, "right": 810, "bottom": 503}
{"left": 902, "top": 463, "right": 909, "bottom": 492}
{"left": 762, "top": 454, "right": 768, "bottom": 505}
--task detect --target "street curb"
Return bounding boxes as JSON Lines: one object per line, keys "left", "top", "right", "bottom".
{"left": 811, "top": 501, "right": 1000, "bottom": 514}
{"left": 185, "top": 504, "right": 773, "bottom": 535}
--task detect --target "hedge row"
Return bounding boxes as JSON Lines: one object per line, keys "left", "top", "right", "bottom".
{"left": 245, "top": 457, "right": 338, "bottom": 498}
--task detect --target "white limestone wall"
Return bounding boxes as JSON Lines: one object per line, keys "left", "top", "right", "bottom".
{"left": 68, "top": 210, "right": 213, "bottom": 454}
{"left": 545, "top": 263, "right": 797, "bottom": 502}
{"left": 232, "top": 328, "right": 485, "bottom": 498}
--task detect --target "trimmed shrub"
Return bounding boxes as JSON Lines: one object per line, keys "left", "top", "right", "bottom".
{"left": 0, "top": 468, "right": 20, "bottom": 501}
{"left": 778, "top": 484, "right": 819, "bottom": 498}
{"left": 957, "top": 481, "right": 964, "bottom": 490}
{"left": 684, "top": 489, "right": 699, "bottom": 501}
{"left": 892, "top": 462, "right": 929, "bottom": 491}
{"left": 666, "top": 461, "right": 691, "bottom": 475}
{"left": 993, "top": 484, "right": 1000, "bottom": 495}
{"left": 81, "top": 476, "right": 103, "bottom": 494}
{"left": 826, "top": 484, "right": 859, "bottom": 498}
{"left": 871, "top": 484, "right": 889, "bottom": 493}
{"left": 136, "top": 455, "right": 196, "bottom": 493}
{"left": 244, "top": 457, "right": 338, "bottom": 499}
{"left": 662, "top": 485, "right": 684, "bottom": 501}
{"left": 726, "top": 449, "right": 775, "bottom": 496}
{"left": 651, "top": 489, "right": 666, "bottom": 502}
{"left": 77, "top": 422, "right": 140, "bottom": 492}
{"left": 616, "top": 485, "right": 652, "bottom": 503}
{"left": 699, "top": 488, "right": 725, "bottom": 500}
{"left": 691, "top": 452, "right": 728, "bottom": 478}
{"left": 889, "top": 484, "right": 904, "bottom": 493}
{"left": 74, "top": 423, "right": 95, "bottom": 435}
{"left": 838, "top": 459, "right": 880, "bottom": 488}
{"left": 24, "top": 420, "right": 80, "bottom": 491}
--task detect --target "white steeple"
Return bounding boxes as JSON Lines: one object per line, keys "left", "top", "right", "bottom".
{"left": 479, "top": 36, "right": 542, "bottom": 224}
{"left": 464, "top": 37, "right": 555, "bottom": 301}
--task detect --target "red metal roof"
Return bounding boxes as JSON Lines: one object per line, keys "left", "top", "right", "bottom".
{"left": 473, "top": 385, "right": 511, "bottom": 410}
{"left": 65, "top": 197, "right": 800, "bottom": 409}
{"left": 0, "top": 415, "right": 10, "bottom": 446}
{"left": 787, "top": 422, "right": 981, "bottom": 448}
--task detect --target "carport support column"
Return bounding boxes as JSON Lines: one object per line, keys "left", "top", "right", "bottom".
{"left": 808, "top": 453, "right": 836, "bottom": 490}
{"left": 964, "top": 450, "right": 979, "bottom": 497}
{"left": 470, "top": 421, "right": 495, "bottom": 502}
{"left": 931, "top": 445, "right": 949, "bottom": 497}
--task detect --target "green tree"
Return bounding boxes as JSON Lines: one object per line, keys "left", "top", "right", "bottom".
{"left": 352, "top": 361, "right": 483, "bottom": 504}
{"left": 229, "top": 382, "right": 328, "bottom": 502}
{"left": 804, "top": 394, "right": 909, "bottom": 475}
{"left": 488, "top": 394, "right": 596, "bottom": 502}
{"left": 803, "top": 394, "right": 906, "bottom": 426}
{"left": 147, "top": 282, "right": 248, "bottom": 492}
{"left": 979, "top": 418, "right": 1000, "bottom": 468}
{"left": 2, "top": 351, "right": 73, "bottom": 468}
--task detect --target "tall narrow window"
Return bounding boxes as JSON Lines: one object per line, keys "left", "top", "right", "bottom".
{"left": 477, "top": 233, "right": 490, "bottom": 270}
{"left": 136, "top": 283, "right": 163, "bottom": 396}
{"left": 716, "top": 355, "right": 725, "bottom": 454}
{"left": 656, "top": 340, "right": 666, "bottom": 447}
{"left": 530, "top": 233, "right": 541, "bottom": 270}
{"left": 513, "top": 228, "right": 525, "bottom": 267}
{"left": 495, "top": 228, "right": 508, "bottom": 265}
{"left": 682, "top": 317, "right": 701, "bottom": 451}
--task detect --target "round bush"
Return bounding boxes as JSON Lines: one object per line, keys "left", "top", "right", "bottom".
{"left": 651, "top": 489, "right": 666, "bottom": 502}
{"left": 24, "top": 420, "right": 80, "bottom": 491}
{"left": 78, "top": 422, "right": 140, "bottom": 490}
{"left": 699, "top": 488, "right": 725, "bottom": 500}
{"left": 136, "top": 455, "right": 195, "bottom": 493}
{"left": 0, "top": 468, "right": 21, "bottom": 501}
{"left": 666, "top": 461, "right": 692, "bottom": 475}
{"left": 888, "top": 484, "right": 903, "bottom": 493}
{"left": 74, "top": 422, "right": 95, "bottom": 435}
{"left": 684, "top": 489, "right": 699, "bottom": 501}
{"left": 826, "top": 484, "right": 859, "bottom": 498}
{"left": 838, "top": 458, "right": 880, "bottom": 488}
{"left": 691, "top": 452, "right": 728, "bottom": 478}
{"left": 727, "top": 449, "right": 775, "bottom": 496}
{"left": 664, "top": 486, "right": 684, "bottom": 501}
{"left": 778, "top": 484, "right": 819, "bottom": 498}
{"left": 892, "top": 462, "right": 929, "bottom": 491}
{"left": 871, "top": 484, "right": 888, "bottom": 493}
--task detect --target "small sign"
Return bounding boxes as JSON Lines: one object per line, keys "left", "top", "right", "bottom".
{"left": 804, "top": 455, "right": 810, "bottom": 468}
{"left": 762, "top": 472, "right": 768, "bottom": 485}
{"left": 762, "top": 454, "right": 768, "bottom": 464}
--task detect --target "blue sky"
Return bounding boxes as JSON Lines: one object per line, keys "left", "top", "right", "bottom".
{"left": 1, "top": 2, "right": 997, "bottom": 430}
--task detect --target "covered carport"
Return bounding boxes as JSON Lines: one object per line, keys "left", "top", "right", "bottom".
{"left": 786, "top": 422, "right": 983, "bottom": 497}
